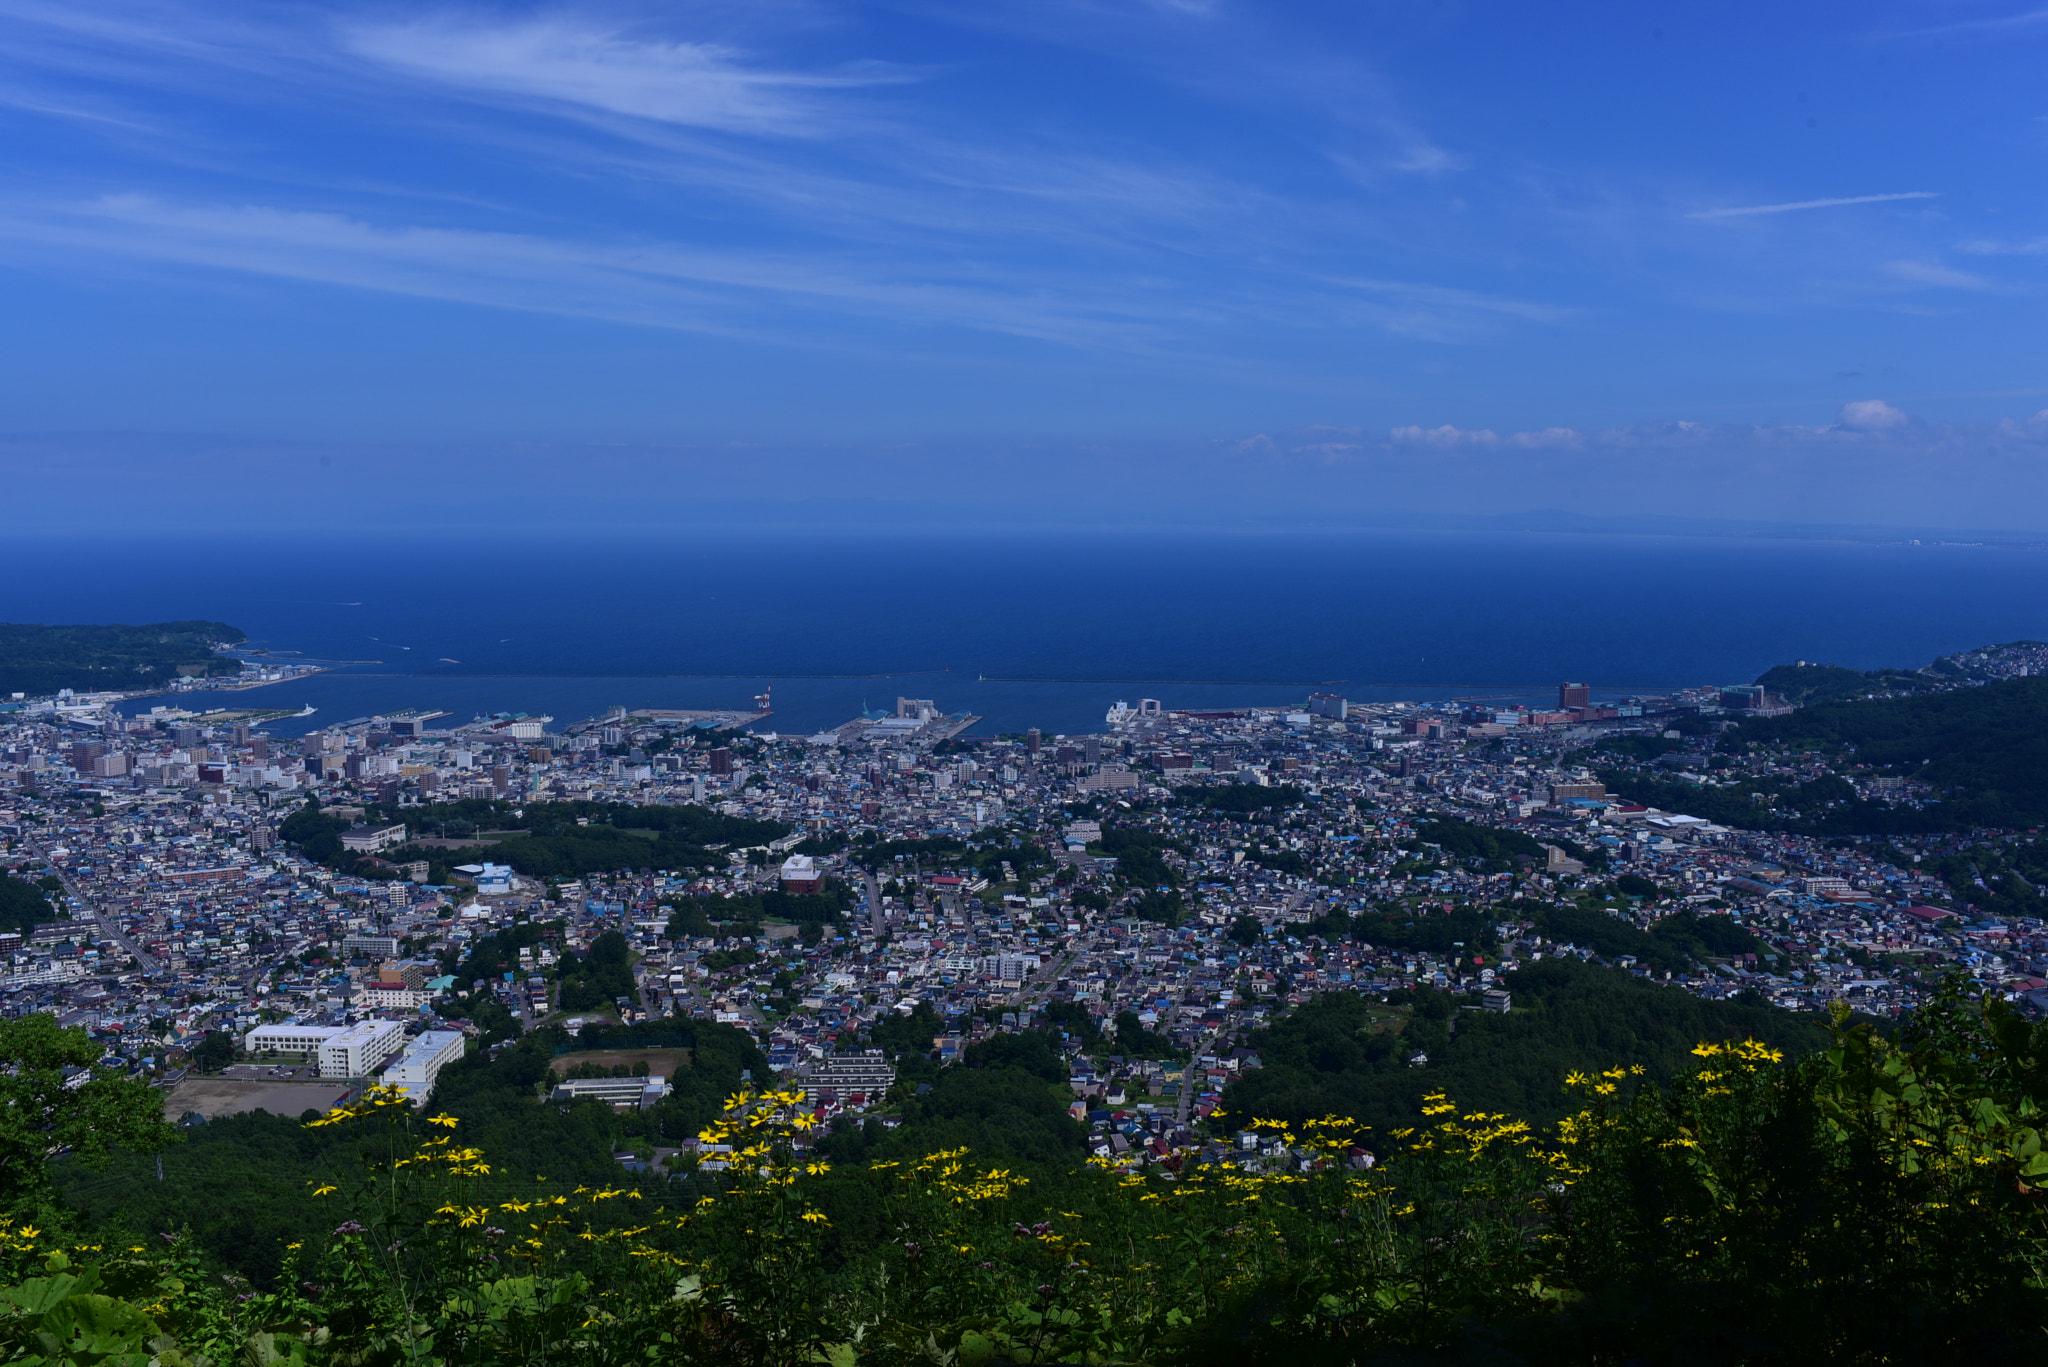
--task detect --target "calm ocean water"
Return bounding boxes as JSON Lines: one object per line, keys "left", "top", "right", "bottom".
{"left": 4, "top": 530, "right": 2045, "bottom": 737}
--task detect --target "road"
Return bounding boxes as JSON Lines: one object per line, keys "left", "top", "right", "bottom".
{"left": 22, "top": 835, "right": 161, "bottom": 973}
{"left": 1175, "top": 1022, "right": 1228, "bottom": 1127}
{"left": 863, "top": 869, "right": 885, "bottom": 938}
{"left": 1017, "top": 949, "right": 1075, "bottom": 1009}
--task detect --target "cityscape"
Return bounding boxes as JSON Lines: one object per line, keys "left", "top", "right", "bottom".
{"left": 4, "top": 647, "right": 2038, "bottom": 1167}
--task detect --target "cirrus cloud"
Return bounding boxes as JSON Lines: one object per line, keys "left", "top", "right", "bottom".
{"left": 341, "top": 15, "right": 901, "bottom": 137}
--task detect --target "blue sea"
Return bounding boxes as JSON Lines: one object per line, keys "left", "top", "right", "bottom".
{"left": 3, "top": 529, "right": 2044, "bottom": 738}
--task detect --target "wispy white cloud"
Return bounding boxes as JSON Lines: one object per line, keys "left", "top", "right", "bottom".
{"left": 1316, "top": 277, "right": 1571, "bottom": 343}
{"left": 1368, "top": 405, "right": 2034, "bottom": 460}
{"left": 1957, "top": 235, "right": 2048, "bottom": 257}
{"left": 1888, "top": 6, "right": 2048, "bottom": 40}
{"left": 339, "top": 15, "right": 901, "bottom": 138}
{"left": 0, "top": 192, "right": 1276, "bottom": 352}
{"left": 0, "top": 85, "right": 162, "bottom": 131}
{"left": 1885, "top": 259, "right": 1994, "bottom": 291}
{"left": 1333, "top": 277, "right": 1568, "bottom": 322}
{"left": 1686, "top": 192, "right": 1937, "bottom": 220}
{"left": 900, "top": 0, "right": 1460, "bottom": 177}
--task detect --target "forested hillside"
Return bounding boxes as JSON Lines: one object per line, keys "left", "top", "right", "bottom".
{"left": 1727, "top": 673, "right": 2048, "bottom": 828}
{"left": 0, "top": 620, "right": 245, "bottom": 696}
{"left": 1589, "top": 673, "right": 2048, "bottom": 836}
{"left": 1222, "top": 961, "right": 1828, "bottom": 1133}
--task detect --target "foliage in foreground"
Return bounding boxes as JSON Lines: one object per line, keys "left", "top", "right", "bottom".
{"left": 11, "top": 983, "right": 2048, "bottom": 1365}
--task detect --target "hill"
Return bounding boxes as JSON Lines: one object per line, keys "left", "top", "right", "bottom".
{"left": 0, "top": 620, "right": 245, "bottom": 696}
{"left": 1752, "top": 660, "right": 1937, "bottom": 705}
{"left": 1749, "top": 641, "right": 2048, "bottom": 705}
{"left": 1725, "top": 672, "right": 2048, "bottom": 829}
{"left": 1221, "top": 960, "right": 1829, "bottom": 1136}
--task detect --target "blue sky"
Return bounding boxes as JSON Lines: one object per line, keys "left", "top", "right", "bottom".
{"left": 3, "top": 1, "right": 2048, "bottom": 528}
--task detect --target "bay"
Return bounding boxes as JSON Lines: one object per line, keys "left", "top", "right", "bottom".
{"left": 2, "top": 529, "right": 2043, "bottom": 737}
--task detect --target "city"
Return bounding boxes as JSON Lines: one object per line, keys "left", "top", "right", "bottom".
{"left": 4, "top": 656, "right": 2038, "bottom": 1166}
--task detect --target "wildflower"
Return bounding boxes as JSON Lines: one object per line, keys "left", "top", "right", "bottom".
{"left": 334, "top": 1221, "right": 366, "bottom": 1236}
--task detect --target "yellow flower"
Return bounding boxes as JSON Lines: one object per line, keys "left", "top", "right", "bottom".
{"left": 311, "top": 1185, "right": 337, "bottom": 1198}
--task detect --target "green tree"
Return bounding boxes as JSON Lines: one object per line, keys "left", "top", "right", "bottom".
{"left": 0, "top": 1014, "right": 179, "bottom": 1202}
{"left": 0, "top": 876, "right": 51, "bottom": 937}
{"left": 189, "top": 1031, "right": 235, "bottom": 1074}
{"left": 557, "top": 930, "right": 636, "bottom": 1011}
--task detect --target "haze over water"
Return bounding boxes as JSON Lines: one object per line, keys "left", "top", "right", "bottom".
{"left": 8, "top": 530, "right": 2046, "bottom": 737}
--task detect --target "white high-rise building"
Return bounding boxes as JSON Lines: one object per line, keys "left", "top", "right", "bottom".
{"left": 382, "top": 1030, "right": 467, "bottom": 1106}
{"left": 317, "top": 1019, "right": 406, "bottom": 1079}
